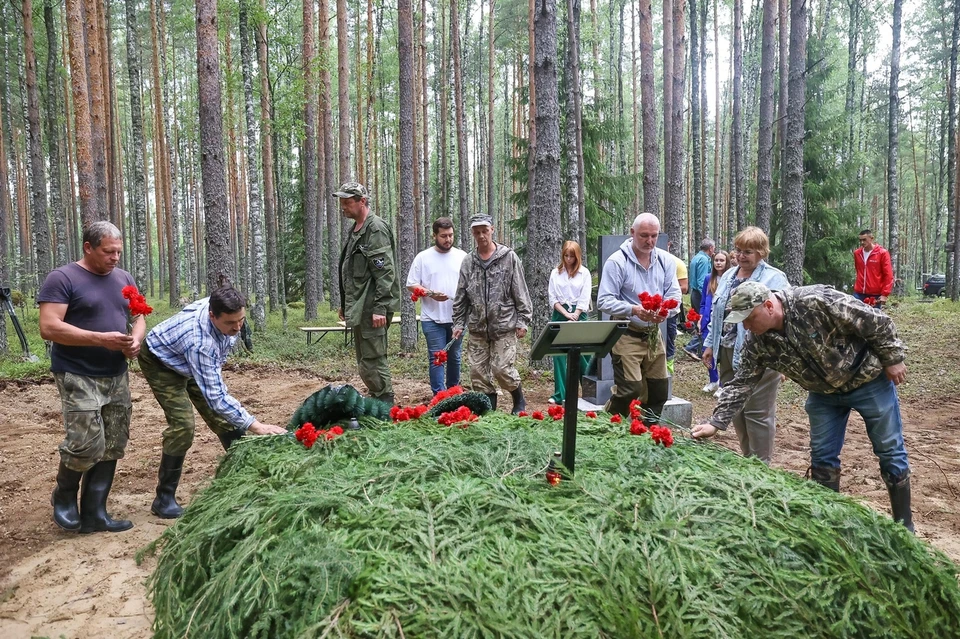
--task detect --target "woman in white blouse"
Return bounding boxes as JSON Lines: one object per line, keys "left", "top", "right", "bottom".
{"left": 547, "top": 241, "right": 592, "bottom": 404}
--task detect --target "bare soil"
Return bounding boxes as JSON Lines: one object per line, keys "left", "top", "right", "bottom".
{"left": 1, "top": 362, "right": 958, "bottom": 638}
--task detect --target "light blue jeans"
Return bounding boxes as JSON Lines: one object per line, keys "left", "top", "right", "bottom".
{"left": 804, "top": 374, "right": 910, "bottom": 480}
{"left": 421, "top": 320, "right": 462, "bottom": 394}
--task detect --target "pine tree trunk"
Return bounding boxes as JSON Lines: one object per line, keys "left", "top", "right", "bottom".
{"left": 732, "top": 0, "right": 745, "bottom": 230}
{"left": 690, "top": 0, "right": 702, "bottom": 242}
{"left": 663, "top": 0, "right": 673, "bottom": 215}
{"left": 0, "top": 71, "right": 9, "bottom": 351}
{"left": 23, "top": 0, "right": 50, "bottom": 288}
{"left": 439, "top": 0, "right": 449, "bottom": 217}
{"left": 451, "top": 0, "right": 470, "bottom": 239}
{"left": 563, "top": 0, "right": 585, "bottom": 249}
{"left": 528, "top": 0, "right": 562, "bottom": 347}
{"left": 639, "top": 0, "right": 659, "bottom": 213}
{"left": 197, "top": 0, "right": 234, "bottom": 291}
{"left": 64, "top": 0, "right": 97, "bottom": 228}
{"left": 782, "top": 0, "right": 806, "bottom": 286}
{"left": 487, "top": 0, "right": 496, "bottom": 227}
{"left": 157, "top": 7, "right": 180, "bottom": 304}
{"left": 667, "top": 0, "right": 685, "bottom": 252}
{"left": 257, "top": 0, "right": 278, "bottom": 310}
{"left": 44, "top": 0, "right": 67, "bottom": 269}
{"left": 398, "top": 0, "right": 418, "bottom": 351}
{"left": 302, "top": 0, "right": 319, "bottom": 318}
{"left": 123, "top": 0, "right": 148, "bottom": 288}
{"left": 948, "top": 0, "right": 960, "bottom": 298}
{"left": 755, "top": 0, "right": 776, "bottom": 234}
{"left": 337, "top": 0, "right": 351, "bottom": 184}
{"left": 239, "top": 0, "right": 267, "bottom": 328}
{"left": 888, "top": 0, "right": 903, "bottom": 296}
{"left": 776, "top": 0, "right": 788, "bottom": 215}
{"left": 83, "top": 0, "right": 108, "bottom": 218}
{"left": 319, "top": 0, "right": 340, "bottom": 310}
{"left": 421, "top": 0, "right": 430, "bottom": 231}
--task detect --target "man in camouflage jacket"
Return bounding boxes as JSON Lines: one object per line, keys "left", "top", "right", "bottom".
{"left": 336, "top": 182, "right": 402, "bottom": 404}
{"left": 452, "top": 214, "right": 533, "bottom": 414}
{"left": 692, "top": 281, "right": 915, "bottom": 531}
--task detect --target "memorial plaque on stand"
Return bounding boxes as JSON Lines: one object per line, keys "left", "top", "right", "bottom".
{"left": 530, "top": 320, "right": 629, "bottom": 477}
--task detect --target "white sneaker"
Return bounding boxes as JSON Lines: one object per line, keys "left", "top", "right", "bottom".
{"left": 702, "top": 382, "right": 718, "bottom": 393}
{"left": 714, "top": 387, "right": 723, "bottom": 399}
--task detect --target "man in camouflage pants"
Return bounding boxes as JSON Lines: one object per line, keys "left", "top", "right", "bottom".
{"left": 452, "top": 214, "right": 533, "bottom": 414}
{"left": 139, "top": 285, "right": 287, "bottom": 518}
{"left": 39, "top": 221, "right": 144, "bottom": 534}
{"left": 692, "top": 281, "right": 915, "bottom": 531}
{"left": 336, "top": 182, "right": 402, "bottom": 404}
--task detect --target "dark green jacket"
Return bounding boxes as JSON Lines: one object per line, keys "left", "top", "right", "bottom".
{"left": 339, "top": 213, "right": 401, "bottom": 335}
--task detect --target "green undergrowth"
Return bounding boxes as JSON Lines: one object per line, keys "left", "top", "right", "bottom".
{"left": 143, "top": 413, "right": 960, "bottom": 638}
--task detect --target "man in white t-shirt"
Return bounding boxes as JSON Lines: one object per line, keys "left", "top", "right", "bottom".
{"left": 406, "top": 217, "right": 467, "bottom": 395}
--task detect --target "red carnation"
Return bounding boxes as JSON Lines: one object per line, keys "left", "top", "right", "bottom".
{"left": 863, "top": 297, "right": 876, "bottom": 307}
{"left": 531, "top": 411, "right": 544, "bottom": 420}
{"left": 518, "top": 411, "right": 529, "bottom": 417}
{"left": 686, "top": 308, "right": 701, "bottom": 323}
{"left": 610, "top": 414, "right": 622, "bottom": 423}
{"left": 650, "top": 425, "right": 674, "bottom": 447}
{"left": 661, "top": 298, "right": 679, "bottom": 310}
{"left": 585, "top": 411, "right": 597, "bottom": 418}
{"left": 685, "top": 321, "right": 694, "bottom": 329}
{"left": 629, "top": 420, "right": 647, "bottom": 436}
{"left": 433, "top": 350, "right": 448, "bottom": 366}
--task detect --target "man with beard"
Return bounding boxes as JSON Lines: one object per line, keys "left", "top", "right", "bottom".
{"left": 406, "top": 217, "right": 467, "bottom": 395}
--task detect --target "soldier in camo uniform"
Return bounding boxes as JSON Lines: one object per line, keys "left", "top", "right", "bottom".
{"left": 38, "top": 221, "right": 145, "bottom": 534}
{"left": 452, "top": 214, "right": 533, "bottom": 414}
{"left": 139, "top": 286, "right": 287, "bottom": 518}
{"left": 692, "top": 281, "right": 915, "bottom": 531}
{"left": 336, "top": 182, "right": 402, "bottom": 405}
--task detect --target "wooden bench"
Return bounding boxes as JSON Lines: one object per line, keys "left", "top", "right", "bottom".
{"left": 301, "top": 315, "right": 421, "bottom": 346}
{"left": 300, "top": 325, "right": 350, "bottom": 345}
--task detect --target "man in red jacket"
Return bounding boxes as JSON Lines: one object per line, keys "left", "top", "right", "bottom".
{"left": 853, "top": 229, "right": 894, "bottom": 307}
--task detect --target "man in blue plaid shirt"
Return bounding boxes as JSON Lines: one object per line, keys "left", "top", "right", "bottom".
{"left": 138, "top": 285, "right": 286, "bottom": 519}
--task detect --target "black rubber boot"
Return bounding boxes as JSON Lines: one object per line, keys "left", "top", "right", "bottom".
{"left": 51, "top": 462, "right": 83, "bottom": 531}
{"left": 485, "top": 393, "right": 498, "bottom": 412}
{"left": 79, "top": 460, "right": 133, "bottom": 533}
{"left": 377, "top": 393, "right": 396, "bottom": 407}
{"left": 883, "top": 472, "right": 915, "bottom": 533}
{"left": 644, "top": 378, "right": 671, "bottom": 425}
{"left": 604, "top": 395, "right": 633, "bottom": 418}
{"left": 808, "top": 466, "right": 841, "bottom": 492}
{"left": 510, "top": 385, "right": 527, "bottom": 415}
{"left": 151, "top": 454, "right": 185, "bottom": 519}
{"left": 218, "top": 429, "right": 243, "bottom": 451}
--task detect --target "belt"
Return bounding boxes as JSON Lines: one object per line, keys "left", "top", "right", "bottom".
{"left": 626, "top": 326, "right": 658, "bottom": 337}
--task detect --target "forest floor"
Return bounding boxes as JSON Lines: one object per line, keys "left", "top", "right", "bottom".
{"left": 1, "top": 310, "right": 959, "bottom": 638}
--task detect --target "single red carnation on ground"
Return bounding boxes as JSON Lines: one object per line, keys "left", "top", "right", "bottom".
{"left": 518, "top": 411, "right": 528, "bottom": 417}
{"left": 629, "top": 419, "right": 647, "bottom": 436}
{"left": 610, "top": 414, "right": 622, "bottom": 423}
{"left": 531, "top": 411, "right": 544, "bottom": 420}
{"left": 650, "top": 425, "right": 674, "bottom": 447}
{"left": 585, "top": 411, "right": 597, "bottom": 418}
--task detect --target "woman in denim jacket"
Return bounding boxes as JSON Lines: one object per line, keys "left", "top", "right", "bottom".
{"left": 702, "top": 227, "right": 789, "bottom": 464}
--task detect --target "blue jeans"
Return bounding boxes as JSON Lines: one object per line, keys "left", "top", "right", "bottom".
{"left": 804, "top": 375, "right": 910, "bottom": 480}
{"left": 421, "top": 320, "right": 462, "bottom": 394}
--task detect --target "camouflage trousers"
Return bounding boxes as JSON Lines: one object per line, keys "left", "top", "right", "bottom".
{"left": 53, "top": 372, "right": 131, "bottom": 471}
{"left": 354, "top": 323, "right": 393, "bottom": 401}
{"left": 605, "top": 330, "right": 668, "bottom": 418}
{"left": 138, "top": 347, "right": 235, "bottom": 456}
{"left": 467, "top": 333, "right": 521, "bottom": 394}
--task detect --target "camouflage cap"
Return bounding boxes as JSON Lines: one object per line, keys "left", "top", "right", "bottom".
{"left": 332, "top": 182, "right": 368, "bottom": 199}
{"left": 470, "top": 214, "right": 493, "bottom": 228}
{"left": 724, "top": 281, "right": 773, "bottom": 324}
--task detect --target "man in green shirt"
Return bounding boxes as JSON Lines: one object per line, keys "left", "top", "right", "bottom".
{"left": 336, "top": 182, "right": 401, "bottom": 404}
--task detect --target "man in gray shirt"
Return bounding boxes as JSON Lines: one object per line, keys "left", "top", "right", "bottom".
{"left": 597, "top": 213, "right": 682, "bottom": 422}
